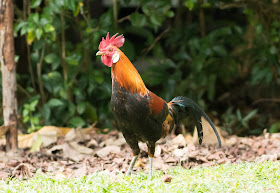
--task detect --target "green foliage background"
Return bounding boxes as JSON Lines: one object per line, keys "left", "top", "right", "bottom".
{"left": 2, "top": 0, "right": 279, "bottom": 135}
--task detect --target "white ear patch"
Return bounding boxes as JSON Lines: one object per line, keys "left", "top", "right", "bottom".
{"left": 112, "top": 53, "right": 120, "bottom": 63}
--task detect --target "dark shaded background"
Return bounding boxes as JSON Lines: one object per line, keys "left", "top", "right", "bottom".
{"left": 3, "top": 0, "right": 279, "bottom": 135}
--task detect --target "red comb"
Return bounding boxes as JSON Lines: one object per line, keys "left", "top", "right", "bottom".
{"left": 99, "top": 33, "right": 125, "bottom": 50}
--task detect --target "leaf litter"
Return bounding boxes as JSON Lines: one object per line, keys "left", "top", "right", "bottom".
{"left": 1, "top": 126, "right": 280, "bottom": 180}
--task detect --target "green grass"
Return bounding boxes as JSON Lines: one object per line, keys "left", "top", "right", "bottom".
{"left": 1, "top": 161, "right": 280, "bottom": 193}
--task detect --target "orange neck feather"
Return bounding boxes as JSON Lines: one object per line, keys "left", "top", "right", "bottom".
{"left": 111, "top": 49, "right": 148, "bottom": 96}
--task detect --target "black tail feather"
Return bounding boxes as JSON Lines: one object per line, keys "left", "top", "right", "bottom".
{"left": 168, "top": 96, "right": 222, "bottom": 148}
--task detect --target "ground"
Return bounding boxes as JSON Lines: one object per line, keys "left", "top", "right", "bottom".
{"left": 0, "top": 127, "right": 280, "bottom": 180}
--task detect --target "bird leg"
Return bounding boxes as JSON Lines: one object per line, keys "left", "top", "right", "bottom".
{"left": 126, "top": 155, "right": 138, "bottom": 175}
{"left": 148, "top": 156, "right": 153, "bottom": 179}
{"left": 147, "top": 143, "right": 155, "bottom": 179}
{"left": 122, "top": 135, "right": 140, "bottom": 176}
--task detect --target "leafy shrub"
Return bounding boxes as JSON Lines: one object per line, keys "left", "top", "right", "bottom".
{"left": 3, "top": 0, "right": 278, "bottom": 134}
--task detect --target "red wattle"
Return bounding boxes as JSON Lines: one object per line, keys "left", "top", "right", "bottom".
{"left": 101, "top": 55, "right": 113, "bottom": 67}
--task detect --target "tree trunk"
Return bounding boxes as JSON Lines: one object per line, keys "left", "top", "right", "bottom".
{"left": 0, "top": 0, "right": 18, "bottom": 151}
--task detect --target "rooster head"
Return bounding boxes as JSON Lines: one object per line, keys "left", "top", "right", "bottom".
{"left": 96, "top": 33, "right": 125, "bottom": 67}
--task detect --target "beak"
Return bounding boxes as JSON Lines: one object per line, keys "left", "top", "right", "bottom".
{"left": 96, "top": 51, "right": 104, "bottom": 56}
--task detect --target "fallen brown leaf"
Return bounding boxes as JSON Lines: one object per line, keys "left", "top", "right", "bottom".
{"left": 165, "top": 157, "right": 177, "bottom": 163}
{"left": 65, "top": 128, "right": 90, "bottom": 142}
{"left": 154, "top": 158, "right": 170, "bottom": 170}
{"left": 87, "top": 139, "right": 99, "bottom": 148}
{"left": 168, "top": 134, "right": 186, "bottom": 148}
{"left": 0, "top": 170, "right": 9, "bottom": 179}
{"left": 256, "top": 154, "right": 278, "bottom": 163}
{"left": 207, "top": 151, "right": 225, "bottom": 160}
{"left": 154, "top": 145, "right": 162, "bottom": 157}
{"left": 63, "top": 142, "right": 93, "bottom": 162}
{"left": 113, "top": 158, "right": 125, "bottom": 165}
{"left": 12, "top": 163, "right": 33, "bottom": 179}
{"left": 71, "top": 162, "right": 87, "bottom": 178}
{"left": 162, "top": 173, "right": 173, "bottom": 183}
{"left": 54, "top": 172, "right": 68, "bottom": 180}
{"left": 96, "top": 145, "right": 121, "bottom": 158}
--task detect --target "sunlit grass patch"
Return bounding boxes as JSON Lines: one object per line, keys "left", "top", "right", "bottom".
{"left": 1, "top": 161, "right": 279, "bottom": 193}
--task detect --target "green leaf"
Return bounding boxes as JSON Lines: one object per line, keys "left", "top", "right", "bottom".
{"left": 241, "top": 121, "right": 248, "bottom": 128}
{"left": 243, "top": 109, "right": 258, "bottom": 122}
{"left": 201, "top": 2, "right": 211, "bottom": 8}
{"left": 68, "top": 117, "right": 86, "bottom": 128}
{"left": 23, "top": 103, "right": 29, "bottom": 109}
{"left": 31, "top": 0, "right": 42, "bottom": 8}
{"left": 65, "top": 54, "right": 80, "bottom": 66}
{"left": 30, "top": 100, "right": 39, "bottom": 110}
{"left": 212, "top": 45, "right": 227, "bottom": 56}
{"left": 74, "top": 2, "right": 83, "bottom": 17}
{"left": 39, "top": 18, "right": 49, "bottom": 26}
{"left": 149, "top": 14, "right": 161, "bottom": 27}
{"left": 130, "top": 13, "right": 147, "bottom": 28}
{"left": 42, "top": 71, "right": 64, "bottom": 96}
{"left": 19, "top": 23, "right": 28, "bottom": 36}
{"left": 23, "top": 116, "right": 30, "bottom": 123}
{"left": 27, "top": 31, "right": 36, "bottom": 45}
{"left": 43, "top": 24, "right": 55, "bottom": 33}
{"left": 33, "top": 117, "right": 40, "bottom": 125}
{"left": 48, "top": 98, "right": 64, "bottom": 107}
{"left": 269, "top": 46, "right": 277, "bottom": 55}
{"left": 185, "top": 0, "right": 196, "bottom": 11}
{"left": 15, "top": 55, "right": 20, "bottom": 63}
{"left": 33, "top": 39, "right": 44, "bottom": 50}
{"left": 27, "top": 23, "right": 36, "bottom": 32}
{"left": 84, "top": 103, "right": 98, "bottom": 122}
{"left": 167, "top": 10, "right": 174, "bottom": 18}
{"left": 20, "top": 25, "right": 28, "bottom": 36}
{"left": 255, "top": 24, "right": 263, "bottom": 34}
{"left": 269, "top": 122, "right": 280, "bottom": 133}
{"left": 99, "top": 10, "right": 113, "bottom": 28}
{"left": 44, "top": 53, "right": 59, "bottom": 64}
{"left": 35, "top": 28, "right": 43, "bottom": 40}
{"left": 32, "top": 13, "right": 40, "bottom": 24}
{"left": 42, "top": 105, "right": 51, "bottom": 121}
{"left": 68, "top": 102, "right": 76, "bottom": 118}
{"left": 77, "top": 102, "right": 86, "bottom": 115}
{"left": 15, "top": 21, "right": 27, "bottom": 34}
{"left": 236, "top": 109, "right": 242, "bottom": 120}
{"left": 64, "top": 0, "right": 76, "bottom": 11}
{"left": 23, "top": 109, "right": 29, "bottom": 117}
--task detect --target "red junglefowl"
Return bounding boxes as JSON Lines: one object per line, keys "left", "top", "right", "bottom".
{"left": 96, "top": 33, "right": 221, "bottom": 178}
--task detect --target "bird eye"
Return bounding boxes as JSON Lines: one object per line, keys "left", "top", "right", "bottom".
{"left": 109, "top": 48, "right": 113, "bottom": 52}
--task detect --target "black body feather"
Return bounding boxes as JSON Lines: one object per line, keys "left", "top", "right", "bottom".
{"left": 111, "top": 81, "right": 168, "bottom": 155}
